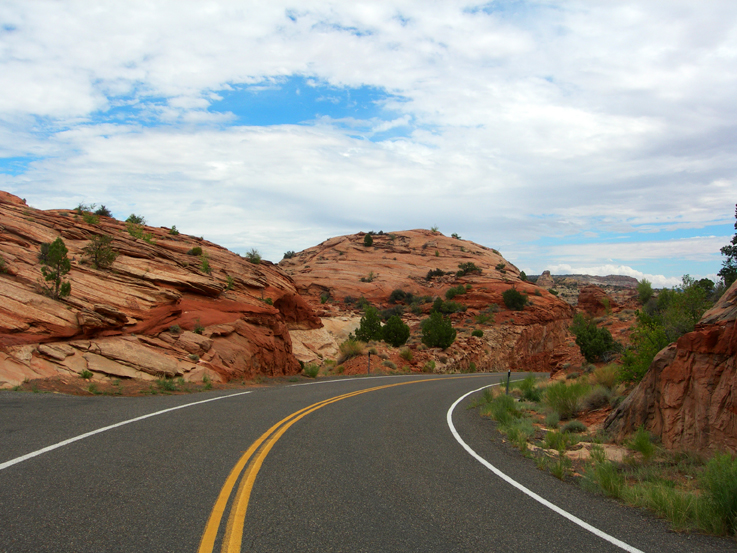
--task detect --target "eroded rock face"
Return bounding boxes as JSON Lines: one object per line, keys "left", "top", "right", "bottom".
{"left": 282, "top": 230, "right": 584, "bottom": 373}
{"left": 577, "top": 285, "right": 618, "bottom": 316}
{"left": 604, "top": 280, "right": 737, "bottom": 455}
{"left": 0, "top": 193, "right": 319, "bottom": 386}
{"left": 536, "top": 270, "right": 555, "bottom": 289}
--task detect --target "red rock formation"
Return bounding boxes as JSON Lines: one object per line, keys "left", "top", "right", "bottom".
{"left": 536, "top": 270, "right": 555, "bottom": 289}
{"left": 0, "top": 192, "right": 320, "bottom": 386}
{"left": 604, "top": 281, "right": 737, "bottom": 455}
{"left": 577, "top": 285, "right": 618, "bottom": 316}
{"left": 281, "top": 230, "right": 584, "bottom": 373}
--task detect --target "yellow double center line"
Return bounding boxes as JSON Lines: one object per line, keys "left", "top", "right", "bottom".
{"left": 198, "top": 376, "right": 485, "bottom": 553}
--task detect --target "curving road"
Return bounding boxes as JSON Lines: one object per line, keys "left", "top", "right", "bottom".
{"left": 0, "top": 374, "right": 733, "bottom": 552}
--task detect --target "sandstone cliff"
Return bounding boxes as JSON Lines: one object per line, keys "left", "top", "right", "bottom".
{"left": 280, "top": 230, "right": 584, "bottom": 373}
{"left": 604, "top": 280, "right": 737, "bottom": 455}
{"left": 0, "top": 192, "right": 320, "bottom": 387}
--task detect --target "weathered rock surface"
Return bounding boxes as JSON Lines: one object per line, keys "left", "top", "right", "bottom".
{"left": 536, "top": 270, "right": 555, "bottom": 289}
{"left": 577, "top": 285, "right": 619, "bottom": 316}
{"left": 604, "top": 280, "right": 737, "bottom": 455}
{"left": 0, "top": 192, "right": 320, "bottom": 387}
{"left": 282, "top": 230, "right": 584, "bottom": 373}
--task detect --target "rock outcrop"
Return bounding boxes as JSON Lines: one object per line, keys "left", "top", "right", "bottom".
{"left": 0, "top": 192, "right": 320, "bottom": 387}
{"left": 536, "top": 270, "right": 555, "bottom": 289}
{"left": 281, "top": 230, "right": 584, "bottom": 373}
{"left": 577, "top": 285, "right": 618, "bottom": 316}
{"left": 604, "top": 280, "right": 737, "bottom": 455}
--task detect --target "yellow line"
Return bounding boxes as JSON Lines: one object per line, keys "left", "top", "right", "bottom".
{"left": 200, "top": 375, "right": 490, "bottom": 553}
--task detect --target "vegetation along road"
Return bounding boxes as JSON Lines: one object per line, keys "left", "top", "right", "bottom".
{"left": 0, "top": 374, "right": 733, "bottom": 552}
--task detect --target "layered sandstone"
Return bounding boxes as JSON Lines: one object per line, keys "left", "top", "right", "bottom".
{"left": 0, "top": 192, "right": 320, "bottom": 387}
{"left": 604, "top": 280, "right": 737, "bottom": 455}
{"left": 280, "top": 230, "right": 584, "bottom": 373}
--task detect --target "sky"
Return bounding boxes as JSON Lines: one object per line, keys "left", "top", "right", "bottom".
{"left": 1, "top": 1, "right": 735, "bottom": 288}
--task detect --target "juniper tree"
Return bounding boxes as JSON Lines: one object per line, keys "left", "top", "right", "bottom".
{"left": 40, "top": 237, "right": 71, "bottom": 299}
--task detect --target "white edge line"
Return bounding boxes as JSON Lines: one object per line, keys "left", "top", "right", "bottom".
{"left": 0, "top": 391, "right": 252, "bottom": 472}
{"left": 447, "top": 383, "right": 645, "bottom": 553}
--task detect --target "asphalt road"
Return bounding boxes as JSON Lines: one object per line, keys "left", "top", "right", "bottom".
{"left": 0, "top": 374, "right": 734, "bottom": 552}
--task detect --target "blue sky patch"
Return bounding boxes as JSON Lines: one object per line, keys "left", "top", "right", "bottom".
{"left": 0, "top": 156, "right": 40, "bottom": 176}
{"left": 208, "top": 76, "right": 406, "bottom": 129}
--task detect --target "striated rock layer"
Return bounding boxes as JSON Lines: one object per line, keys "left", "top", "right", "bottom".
{"left": 281, "top": 230, "right": 584, "bottom": 373}
{"left": 604, "top": 280, "right": 737, "bottom": 455}
{"left": 0, "top": 192, "right": 320, "bottom": 387}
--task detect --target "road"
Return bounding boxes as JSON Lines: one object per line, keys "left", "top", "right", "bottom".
{"left": 0, "top": 373, "right": 733, "bottom": 552}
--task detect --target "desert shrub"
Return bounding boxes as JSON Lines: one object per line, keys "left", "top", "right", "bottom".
{"left": 456, "top": 262, "right": 481, "bottom": 277}
{"left": 169, "top": 225, "right": 179, "bottom": 235}
{"left": 481, "top": 393, "right": 520, "bottom": 426}
{"left": 94, "top": 205, "right": 112, "bottom": 217}
{"left": 511, "top": 375, "right": 542, "bottom": 402}
{"left": 225, "top": 275, "right": 234, "bottom": 290}
{"left": 569, "top": 313, "right": 620, "bottom": 363}
{"left": 81, "top": 235, "right": 117, "bottom": 270}
{"left": 700, "top": 453, "right": 737, "bottom": 535}
{"left": 471, "top": 329, "right": 483, "bottom": 338}
{"left": 549, "top": 288, "right": 559, "bottom": 296}
{"left": 591, "top": 364, "right": 620, "bottom": 390}
{"left": 495, "top": 262, "right": 506, "bottom": 271}
{"left": 193, "top": 320, "right": 205, "bottom": 334}
{"left": 451, "top": 233, "right": 460, "bottom": 239}
{"left": 188, "top": 246, "right": 203, "bottom": 256}
{"left": 303, "top": 364, "right": 319, "bottom": 378}
{"left": 545, "top": 412, "right": 560, "bottom": 428}
{"left": 582, "top": 458, "right": 625, "bottom": 499}
{"left": 40, "top": 238, "right": 72, "bottom": 300}
{"left": 399, "top": 347, "right": 413, "bottom": 362}
{"left": 627, "top": 426, "right": 656, "bottom": 462}
{"left": 519, "top": 271, "right": 527, "bottom": 281}
{"left": 283, "top": 250, "right": 296, "bottom": 259}
{"left": 544, "top": 380, "right": 590, "bottom": 420}
{"left": 80, "top": 369, "right": 93, "bottom": 379}
{"left": 544, "top": 430, "right": 574, "bottom": 451}
{"left": 355, "top": 306, "right": 383, "bottom": 342}
{"left": 0, "top": 254, "right": 7, "bottom": 274}
{"left": 382, "top": 360, "right": 397, "bottom": 369}
{"left": 426, "top": 268, "right": 446, "bottom": 280}
{"left": 421, "top": 312, "right": 456, "bottom": 349}
{"left": 262, "top": 297, "right": 273, "bottom": 306}
{"left": 422, "top": 360, "right": 436, "bottom": 373}
{"left": 562, "top": 420, "right": 588, "bottom": 434}
{"left": 245, "top": 248, "right": 261, "bottom": 264}
{"left": 363, "top": 234, "right": 373, "bottom": 247}
{"left": 445, "top": 284, "right": 467, "bottom": 300}
{"left": 380, "top": 305, "right": 404, "bottom": 321}
{"left": 431, "top": 297, "right": 466, "bottom": 314}
{"left": 502, "top": 288, "right": 527, "bottom": 310}
{"left": 620, "top": 318, "right": 670, "bottom": 383}
{"left": 338, "top": 339, "right": 364, "bottom": 364}
{"left": 388, "top": 289, "right": 414, "bottom": 304}
{"left": 126, "top": 214, "right": 145, "bottom": 225}
{"left": 200, "top": 253, "right": 211, "bottom": 274}
{"left": 582, "top": 385, "right": 613, "bottom": 411}
{"left": 382, "top": 315, "right": 410, "bottom": 347}
{"left": 188, "top": 353, "right": 199, "bottom": 362}
{"left": 169, "top": 324, "right": 181, "bottom": 334}
{"left": 637, "top": 278, "right": 654, "bottom": 305}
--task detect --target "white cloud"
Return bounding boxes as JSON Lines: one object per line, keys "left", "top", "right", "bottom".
{"left": 545, "top": 263, "right": 681, "bottom": 289}
{"left": 1, "top": 1, "right": 736, "bottom": 280}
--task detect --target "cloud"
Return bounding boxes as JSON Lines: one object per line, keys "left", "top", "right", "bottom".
{"left": 545, "top": 263, "right": 682, "bottom": 289}
{"left": 0, "top": 1, "right": 735, "bottom": 280}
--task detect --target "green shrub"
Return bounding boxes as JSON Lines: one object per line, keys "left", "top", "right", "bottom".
{"left": 283, "top": 250, "right": 296, "bottom": 259}
{"left": 495, "top": 262, "right": 506, "bottom": 271}
{"left": 126, "top": 214, "right": 145, "bottom": 225}
{"left": 193, "top": 320, "right": 205, "bottom": 335}
{"left": 471, "top": 329, "right": 483, "bottom": 338}
{"left": 456, "top": 262, "right": 481, "bottom": 277}
{"left": 422, "top": 360, "right": 436, "bottom": 373}
{"left": 363, "top": 234, "right": 373, "bottom": 247}
{"left": 592, "top": 364, "right": 620, "bottom": 390}
{"left": 637, "top": 278, "right": 654, "bottom": 305}
{"left": 389, "top": 289, "right": 414, "bottom": 304}
{"left": 520, "top": 271, "right": 527, "bottom": 281}
{"left": 502, "top": 288, "right": 527, "bottom": 310}
{"left": 188, "top": 353, "right": 199, "bottom": 362}
{"left": 481, "top": 393, "right": 520, "bottom": 426}
{"left": 421, "top": 312, "right": 456, "bottom": 349}
{"left": 199, "top": 253, "right": 211, "bottom": 274}
{"left": 582, "top": 385, "right": 613, "bottom": 410}
{"left": 382, "top": 360, "right": 397, "bottom": 369}
{"left": 81, "top": 234, "right": 117, "bottom": 270}
{"left": 544, "top": 380, "right": 590, "bottom": 420}
{"left": 545, "top": 411, "right": 560, "bottom": 428}
{"left": 360, "top": 271, "right": 375, "bottom": 283}
{"left": 399, "top": 347, "right": 413, "bottom": 362}
{"left": 562, "top": 420, "right": 588, "bottom": 433}
{"left": 355, "top": 306, "right": 383, "bottom": 342}
{"left": 169, "top": 324, "right": 181, "bottom": 334}
{"left": 382, "top": 315, "right": 410, "bottom": 347}
{"left": 569, "top": 313, "right": 620, "bottom": 363}
{"left": 188, "top": 246, "right": 203, "bottom": 256}
{"left": 582, "top": 458, "right": 625, "bottom": 499}
{"left": 380, "top": 305, "right": 404, "bottom": 321}
{"left": 225, "top": 275, "right": 234, "bottom": 290}
{"left": 544, "top": 430, "right": 574, "bottom": 451}
{"left": 627, "top": 426, "right": 656, "bottom": 462}
{"left": 156, "top": 378, "right": 177, "bottom": 392}
{"left": 700, "top": 453, "right": 737, "bottom": 535}
{"left": 80, "top": 369, "right": 93, "bottom": 379}
{"left": 0, "top": 254, "right": 7, "bottom": 274}
{"left": 338, "top": 339, "right": 364, "bottom": 364}
{"left": 169, "top": 225, "right": 179, "bottom": 235}
{"left": 40, "top": 238, "right": 72, "bottom": 300}
{"left": 303, "top": 364, "right": 319, "bottom": 378}
{"left": 126, "top": 222, "right": 153, "bottom": 242}
{"left": 245, "top": 249, "right": 261, "bottom": 264}
{"left": 445, "top": 284, "right": 467, "bottom": 300}
{"left": 511, "top": 375, "right": 542, "bottom": 402}
{"left": 426, "top": 268, "right": 445, "bottom": 280}
{"left": 94, "top": 205, "right": 112, "bottom": 217}
{"left": 431, "top": 297, "right": 466, "bottom": 314}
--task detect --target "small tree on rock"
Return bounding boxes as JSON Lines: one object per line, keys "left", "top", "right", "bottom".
{"left": 421, "top": 312, "right": 456, "bottom": 349}
{"left": 718, "top": 203, "right": 737, "bottom": 288}
{"left": 502, "top": 288, "right": 527, "bottom": 310}
{"left": 363, "top": 234, "right": 373, "bottom": 247}
{"left": 355, "top": 305, "right": 383, "bottom": 342}
{"left": 82, "top": 235, "right": 117, "bottom": 269}
{"left": 382, "top": 315, "right": 410, "bottom": 347}
{"left": 40, "top": 237, "right": 71, "bottom": 299}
